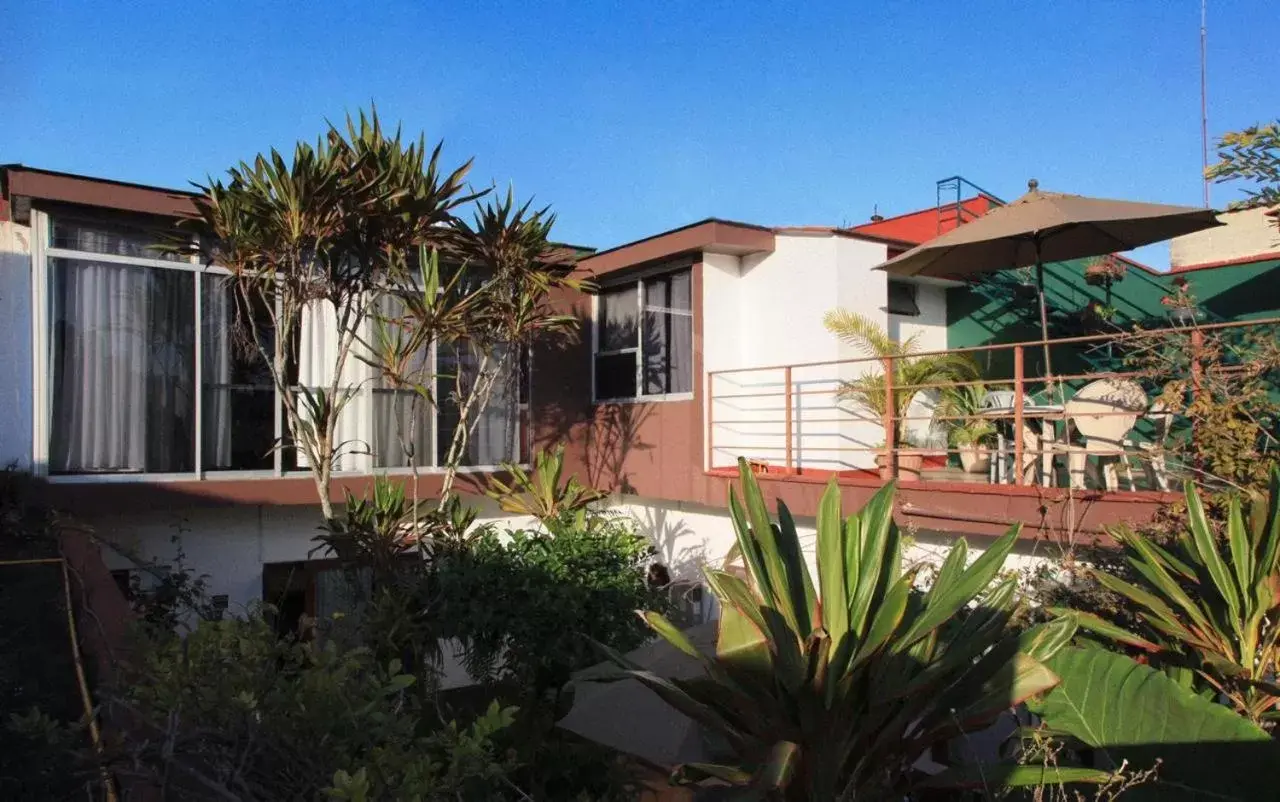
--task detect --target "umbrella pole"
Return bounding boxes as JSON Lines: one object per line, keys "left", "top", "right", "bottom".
{"left": 1035, "top": 242, "right": 1053, "bottom": 385}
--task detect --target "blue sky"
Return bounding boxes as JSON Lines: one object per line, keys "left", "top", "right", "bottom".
{"left": 3, "top": 1, "right": 1275, "bottom": 267}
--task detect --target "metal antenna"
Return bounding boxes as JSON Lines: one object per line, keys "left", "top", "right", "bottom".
{"left": 1200, "top": 0, "right": 1210, "bottom": 207}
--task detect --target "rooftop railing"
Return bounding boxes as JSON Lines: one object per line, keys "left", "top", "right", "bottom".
{"left": 707, "top": 317, "right": 1280, "bottom": 493}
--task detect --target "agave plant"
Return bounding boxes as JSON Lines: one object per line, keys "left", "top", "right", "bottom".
{"left": 1063, "top": 467, "right": 1280, "bottom": 727}
{"left": 602, "top": 459, "right": 1077, "bottom": 800}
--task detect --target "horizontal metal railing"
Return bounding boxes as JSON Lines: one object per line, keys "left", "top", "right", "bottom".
{"left": 706, "top": 317, "right": 1280, "bottom": 492}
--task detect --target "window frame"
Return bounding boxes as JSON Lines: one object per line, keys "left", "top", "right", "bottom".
{"left": 591, "top": 263, "right": 695, "bottom": 404}
{"left": 886, "top": 279, "right": 921, "bottom": 317}
{"left": 29, "top": 209, "right": 530, "bottom": 482}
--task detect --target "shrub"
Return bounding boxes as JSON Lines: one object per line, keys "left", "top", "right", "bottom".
{"left": 106, "top": 612, "right": 519, "bottom": 800}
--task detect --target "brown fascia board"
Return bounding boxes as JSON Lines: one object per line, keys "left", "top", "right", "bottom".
{"left": 573, "top": 218, "right": 776, "bottom": 280}
{"left": 0, "top": 166, "right": 598, "bottom": 261}
{"left": 2, "top": 165, "right": 200, "bottom": 221}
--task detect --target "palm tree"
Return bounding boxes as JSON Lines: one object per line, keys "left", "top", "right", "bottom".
{"left": 823, "top": 310, "right": 980, "bottom": 457}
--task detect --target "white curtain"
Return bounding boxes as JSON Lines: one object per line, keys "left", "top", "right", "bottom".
{"left": 202, "top": 281, "right": 232, "bottom": 467}
{"left": 438, "top": 342, "right": 519, "bottom": 467}
{"left": 297, "top": 300, "right": 371, "bottom": 472}
{"left": 372, "top": 293, "right": 433, "bottom": 468}
{"left": 50, "top": 259, "right": 194, "bottom": 473}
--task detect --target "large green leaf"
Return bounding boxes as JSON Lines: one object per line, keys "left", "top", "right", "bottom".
{"left": 1033, "top": 646, "right": 1277, "bottom": 801}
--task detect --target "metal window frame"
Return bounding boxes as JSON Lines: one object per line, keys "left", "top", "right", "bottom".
{"left": 34, "top": 212, "right": 531, "bottom": 482}
{"left": 591, "top": 265, "right": 695, "bottom": 404}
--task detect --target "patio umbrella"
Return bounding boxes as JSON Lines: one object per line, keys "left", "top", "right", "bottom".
{"left": 557, "top": 620, "right": 718, "bottom": 768}
{"left": 876, "top": 180, "right": 1222, "bottom": 376}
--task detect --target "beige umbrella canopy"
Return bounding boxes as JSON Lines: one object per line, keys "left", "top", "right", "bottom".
{"left": 877, "top": 180, "right": 1223, "bottom": 374}
{"left": 557, "top": 621, "right": 718, "bottom": 769}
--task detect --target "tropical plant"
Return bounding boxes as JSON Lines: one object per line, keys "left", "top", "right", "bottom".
{"left": 601, "top": 458, "right": 1078, "bottom": 800}
{"left": 182, "top": 109, "right": 478, "bottom": 524}
{"left": 1207, "top": 120, "right": 1280, "bottom": 213}
{"left": 1026, "top": 645, "right": 1280, "bottom": 801}
{"left": 1061, "top": 468, "right": 1280, "bottom": 727}
{"left": 824, "top": 309, "right": 980, "bottom": 450}
{"left": 484, "top": 445, "right": 606, "bottom": 524}
{"left": 426, "top": 511, "right": 659, "bottom": 800}
{"left": 935, "top": 381, "right": 997, "bottom": 448}
{"left": 182, "top": 109, "right": 586, "bottom": 527}
{"left": 106, "top": 612, "right": 521, "bottom": 800}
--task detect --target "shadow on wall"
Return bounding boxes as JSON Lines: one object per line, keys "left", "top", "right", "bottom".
{"left": 627, "top": 502, "right": 702, "bottom": 581}
{"left": 534, "top": 308, "right": 656, "bottom": 495}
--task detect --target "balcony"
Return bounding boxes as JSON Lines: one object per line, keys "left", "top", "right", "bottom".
{"left": 707, "top": 318, "right": 1280, "bottom": 538}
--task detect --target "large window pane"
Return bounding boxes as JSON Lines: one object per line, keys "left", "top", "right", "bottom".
{"left": 372, "top": 293, "right": 433, "bottom": 468}
{"left": 641, "top": 269, "right": 693, "bottom": 396}
{"left": 436, "top": 343, "right": 520, "bottom": 467}
{"left": 643, "top": 310, "right": 693, "bottom": 395}
{"left": 202, "top": 277, "right": 275, "bottom": 471}
{"left": 50, "top": 218, "right": 187, "bottom": 262}
{"left": 598, "top": 285, "right": 639, "bottom": 351}
{"left": 50, "top": 258, "right": 195, "bottom": 473}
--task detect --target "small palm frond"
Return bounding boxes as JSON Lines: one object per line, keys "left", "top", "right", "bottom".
{"left": 823, "top": 309, "right": 920, "bottom": 357}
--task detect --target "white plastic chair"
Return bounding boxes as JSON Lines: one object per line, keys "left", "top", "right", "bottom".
{"left": 981, "top": 391, "right": 1039, "bottom": 484}
{"left": 1056, "top": 379, "right": 1147, "bottom": 490}
{"left": 1122, "top": 402, "right": 1174, "bottom": 491}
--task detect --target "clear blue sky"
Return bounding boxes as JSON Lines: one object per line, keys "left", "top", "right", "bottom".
{"left": 3, "top": 1, "right": 1275, "bottom": 267}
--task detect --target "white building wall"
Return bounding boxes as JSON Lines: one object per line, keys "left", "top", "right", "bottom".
{"left": 615, "top": 495, "right": 1049, "bottom": 586}
{"left": 889, "top": 280, "right": 950, "bottom": 449}
{"left": 0, "top": 221, "right": 33, "bottom": 470}
{"left": 89, "top": 499, "right": 534, "bottom": 616}
{"left": 708, "top": 233, "right": 914, "bottom": 472}
{"left": 1170, "top": 205, "right": 1280, "bottom": 267}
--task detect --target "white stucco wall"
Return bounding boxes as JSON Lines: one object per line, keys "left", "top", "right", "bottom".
{"left": 889, "top": 280, "right": 950, "bottom": 449}
{"left": 88, "top": 498, "right": 535, "bottom": 615}
{"left": 0, "top": 221, "right": 33, "bottom": 470}
{"left": 615, "top": 494, "right": 1050, "bottom": 586}
{"left": 707, "top": 233, "right": 948, "bottom": 471}
{"left": 1170, "top": 205, "right": 1280, "bottom": 267}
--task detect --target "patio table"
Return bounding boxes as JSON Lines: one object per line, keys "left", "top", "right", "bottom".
{"left": 978, "top": 404, "right": 1065, "bottom": 485}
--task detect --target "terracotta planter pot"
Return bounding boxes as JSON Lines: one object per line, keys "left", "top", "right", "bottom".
{"left": 875, "top": 450, "right": 924, "bottom": 482}
{"left": 958, "top": 444, "right": 991, "bottom": 474}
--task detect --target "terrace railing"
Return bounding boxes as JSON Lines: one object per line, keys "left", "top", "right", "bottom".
{"left": 707, "top": 317, "right": 1280, "bottom": 492}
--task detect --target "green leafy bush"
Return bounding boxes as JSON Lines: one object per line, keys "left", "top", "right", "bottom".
{"left": 434, "top": 511, "right": 659, "bottom": 695}
{"left": 107, "top": 612, "right": 519, "bottom": 800}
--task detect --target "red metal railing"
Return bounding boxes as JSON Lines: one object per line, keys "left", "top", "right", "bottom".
{"left": 707, "top": 317, "right": 1280, "bottom": 491}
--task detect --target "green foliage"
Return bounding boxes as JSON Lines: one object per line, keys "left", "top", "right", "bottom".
{"left": 434, "top": 511, "right": 659, "bottom": 696}
{"left": 1207, "top": 120, "right": 1280, "bottom": 211}
{"left": 1028, "top": 646, "right": 1279, "bottom": 801}
{"left": 935, "top": 380, "right": 998, "bottom": 448}
{"left": 484, "top": 445, "right": 607, "bottom": 523}
{"left": 109, "top": 612, "right": 519, "bottom": 800}
{"left": 823, "top": 309, "right": 981, "bottom": 447}
{"left": 1061, "top": 469, "right": 1280, "bottom": 727}
{"left": 0, "top": 472, "right": 92, "bottom": 800}
{"left": 605, "top": 459, "right": 1073, "bottom": 800}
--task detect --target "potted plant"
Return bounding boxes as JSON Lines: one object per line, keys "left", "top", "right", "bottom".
{"left": 1162, "top": 277, "right": 1199, "bottom": 325}
{"left": 1076, "top": 299, "right": 1118, "bottom": 331}
{"left": 937, "top": 382, "right": 997, "bottom": 473}
{"left": 824, "top": 310, "right": 980, "bottom": 481}
{"left": 872, "top": 433, "right": 926, "bottom": 481}
{"left": 1083, "top": 254, "right": 1127, "bottom": 286}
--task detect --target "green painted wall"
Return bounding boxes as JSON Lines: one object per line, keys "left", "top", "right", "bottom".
{"left": 946, "top": 256, "right": 1280, "bottom": 386}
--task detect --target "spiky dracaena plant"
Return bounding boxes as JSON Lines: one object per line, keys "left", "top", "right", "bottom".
{"left": 1063, "top": 467, "right": 1280, "bottom": 727}
{"left": 184, "top": 108, "right": 479, "bottom": 524}
{"left": 601, "top": 459, "right": 1079, "bottom": 800}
